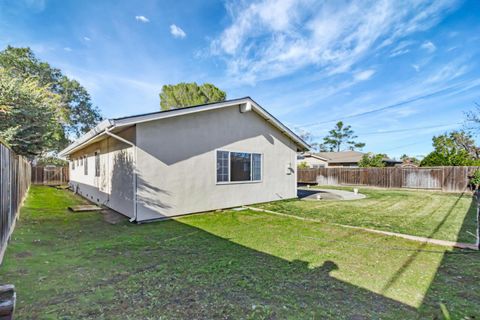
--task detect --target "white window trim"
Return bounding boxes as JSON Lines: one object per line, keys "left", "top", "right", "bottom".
{"left": 215, "top": 149, "right": 263, "bottom": 185}
{"left": 94, "top": 149, "right": 101, "bottom": 177}
{"left": 84, "top": 154, "right": 88, "bottom": 175}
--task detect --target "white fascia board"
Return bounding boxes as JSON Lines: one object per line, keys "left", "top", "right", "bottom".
{"left": 59, "top": 119, "right": 114, "bottom": 156}
{"left": 113, "top": 99, "right": 250, "bottom": 128}
{"left": 114, "top": 98, "right": 310, "bottom": 151}
{"left": 249, "top": 101, "right": 310, "bottom": 151}
{"left": 60, "top": 97, "right": 310, "bottom": 156}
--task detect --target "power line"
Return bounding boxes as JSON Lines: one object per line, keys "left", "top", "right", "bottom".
{"left": 311, "top": 123, "right": 461, "bottom": 140}
{"left": 358, "top": 123, "right": 461, "bottom": 136}
{"left": 300, "top": 81, "right": 479, "bottom": 128}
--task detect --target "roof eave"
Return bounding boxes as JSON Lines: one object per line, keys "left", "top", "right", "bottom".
{"left": 59, "top": 97, "right": 310, "bottom": 156}
{"left": 59, "top": 119, "right": 114, "bottom": 157}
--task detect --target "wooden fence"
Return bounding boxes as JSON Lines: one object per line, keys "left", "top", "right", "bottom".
{"left": 0, "top": 141, "right": 31, "bottom": 264}
{"left": 31, "top": 166, "right": 69, "bottom": 185}
{"left": 298, "top": 166, "right": 480, "bottom": 192}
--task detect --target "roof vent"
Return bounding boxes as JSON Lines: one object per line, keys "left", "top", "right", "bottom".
{"left": 240, "top": 101, "right": 252, "bottom": 113}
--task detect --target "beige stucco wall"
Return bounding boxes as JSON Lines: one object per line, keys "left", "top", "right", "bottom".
{"left": 68, "top": 127, "right": 136, "bottom": 217}
{"left": 135, "top": 105, "right": 299, "bottom": 221}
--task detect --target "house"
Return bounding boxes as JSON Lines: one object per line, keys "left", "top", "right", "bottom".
{"left": 298, "top": 151, "right": 401, "bottom": 168}
{"left": 59, "top": 97, "right": 309, "bottom": 222}
{"left": 297, "top": 153, "right": 329, "bottom": 168}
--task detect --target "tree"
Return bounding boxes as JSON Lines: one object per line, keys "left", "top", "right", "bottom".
{"left": 35, "top": 156, "right": 69, "bottom": 167}
{"left": 297, "top": 161, "right": 309, "bottom": 169}
{"left": 465, "top": 102, "right": 480, "bottom": 132}
{"left": 420, "top": 131, "right": 480, "bottom": 166}
{"left": 322, "top": 121, "right": 365, "bottom": 152}
{"left": 296, "top": 129, "right": 320, "bottom": 152}
{"left": 358, "top": 153, "right": 386, "bottom": 167}
{"left": 0, "top": 46, "right": 102, "bottom": 140}
{"left": 400, "top": 154, "right": 420, "bottom": 166}
{"left": 159, "top": 82, "right": 226, "bottom": 110}
{"left": 0, "top": 67, "right": 64, "bottom": 156}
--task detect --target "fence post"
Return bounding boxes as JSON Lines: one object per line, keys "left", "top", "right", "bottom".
{"left": 0, "top": 142, "right": 31, "bottom": 265}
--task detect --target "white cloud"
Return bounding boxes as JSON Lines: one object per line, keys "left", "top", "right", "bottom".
{"left": 135, "top": 15, "right": 150, "bottom": 23}
{"left": 63, "top": 47, "right": 72, "bottom": 52}
{"left": 83, "top": 37, "right": 91, "bottom": 41}
{"left": 354, "top": 69, "right": 376, "bottom": 81}
{"left": 421, "top": 40, "right": 436, "bottom": 52}
{"left": 412, "top": 64, "right": 420, "bottom": 72}
{"left": 211, "top": 0, "right": 459, "bottom": 83}
{"left": 170, "top": 24, "right": 186, "bottom": 39}
{"left": 389, "top": 40, "right": 415, "bottom": 57}
{"left": 425, "top": 59, "right": 468, "bottom": 84}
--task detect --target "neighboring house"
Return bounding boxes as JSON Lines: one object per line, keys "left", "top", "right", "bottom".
{"left": 298, "top": 151, "right": 401, "bottom": 168}
{"left": 297, "top": 153, "right": 329, "bottom": 168}
{"left": 59, "top": 97, "right": 309, "bottom": 222}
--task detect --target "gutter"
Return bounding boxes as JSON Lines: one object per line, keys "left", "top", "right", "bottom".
{"left": 104, "top": 127, "right": 138, "bottom": 223}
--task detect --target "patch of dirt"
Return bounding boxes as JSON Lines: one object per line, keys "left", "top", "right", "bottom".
{"left": 14, "top": 251, "right": 32, "bottom": 258}
{"left": 101, "top": 209, "right": 128, "bottom": 225}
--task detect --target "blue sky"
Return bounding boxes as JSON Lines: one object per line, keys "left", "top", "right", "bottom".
{"left": 1, "top": 0, "right": 480, "bottom": 158}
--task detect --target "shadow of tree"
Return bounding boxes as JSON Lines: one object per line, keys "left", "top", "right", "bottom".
{"left": 63, "top": 219, "right": 417, "bottom": 319}
{"left": 111, "top": 150, "right": 134, "bottom": 203}
{"left": 416, "top": 194, "right": 480, "bottom": 318}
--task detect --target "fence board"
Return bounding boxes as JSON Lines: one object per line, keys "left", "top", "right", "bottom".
{"left": 298, "top": 166, "right": 480, "bottom": 193}
{"left": 31, "top": 166, "right": 69, "bottom": 185}
{"left": 0, "top": 142, "right": 31, "bottom": 264}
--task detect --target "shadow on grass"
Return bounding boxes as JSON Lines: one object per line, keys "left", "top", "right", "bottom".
{"left": 416, "top": 194, "right": 480, "bottom": 318}
{"left": 0, "top": 187, "right": 417, "bottom": 319}
{"left": 380, "top": 192, "right": 472, "bottom": 294}
{"left": 3, "top": 186, "right": 479, "bottom": 319}
{"left": 57, "top": 220, "right": 417, "bottom": 319}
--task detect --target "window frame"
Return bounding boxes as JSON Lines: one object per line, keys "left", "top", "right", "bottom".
{"left": 84, "top": 155, "right": 88, "bottom": 175}
{"left": 215, "top": 149, "right": 263, "bottom": 185}
{"left": 94, "top": 150, "right": 100, "bottom": 177}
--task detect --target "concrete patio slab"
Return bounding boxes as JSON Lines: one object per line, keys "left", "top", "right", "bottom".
{"left": 298, "top": 188, "right": 366, "bottom": 201}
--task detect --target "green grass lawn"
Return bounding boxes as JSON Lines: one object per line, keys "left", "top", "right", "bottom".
{"left": 0, "top": 186, "right": 479, "bottom": 319}
{"left": 254, "top": 186, "right": 477, "bottom": 243}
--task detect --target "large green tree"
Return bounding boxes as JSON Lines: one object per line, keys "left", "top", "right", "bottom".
{"left": 358, "top": 153, "right": 386, "bottom": 167}
{"left": 322, "top": 121, "right": 365, "bottom": 152}
{"left": 420, "top": 131, "right": 480, "bottom": 166}
{"left": 0, "top": 46, "right": 102, "bottom": 140}
{"left": 0, "top": 67, "right": 64, "bottom": 156}
{"left": 159, "top": 82, "right": 226, "bottom": 110}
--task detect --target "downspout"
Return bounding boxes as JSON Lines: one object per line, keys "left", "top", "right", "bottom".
{"left": 105, "top": 127, "right": 138, "bottom": 223}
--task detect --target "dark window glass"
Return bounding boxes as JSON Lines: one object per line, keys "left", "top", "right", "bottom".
{"left": 84, "top": 156, "right": 88, "bottom": 175}
{"left": 95, "top": 152, "right": 100, "bottom": 177}
{"left": 230, "top": 152, "right": 251, "bottom": 181}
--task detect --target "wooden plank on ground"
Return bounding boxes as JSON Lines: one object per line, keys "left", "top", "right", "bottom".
{"left": 68, "top": 205, "right": 102, "bottom": 212}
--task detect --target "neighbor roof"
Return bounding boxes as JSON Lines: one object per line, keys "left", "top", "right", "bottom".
{"left": 317, "top": 151, "right": 366, "bottom": 164}
{"left": 316, "top": 151, "right": 401, "bottom": 164}
{"left": 59, "top": 97, "right": 310, "bottom": 156}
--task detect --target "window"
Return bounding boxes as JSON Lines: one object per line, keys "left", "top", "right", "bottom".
{"left": 84, "top": 155, "right": 88, "bottom": 175}
{"left": 230, "top": 152, "right": 251, "bottom": 181}
{"left": 252, "top": 153, "right": 261, "bottom": 180}
{"left": 216, "top": 151, "right": 229, "bottom": 182}
{"left": 72, "top": 159, "right": 75, "bottom": 170}
{"left": 216, "top": 150, "right": 262, "bottom": 183}
{"left": 95, "top": 151, "right": 100, "bottom": 177}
